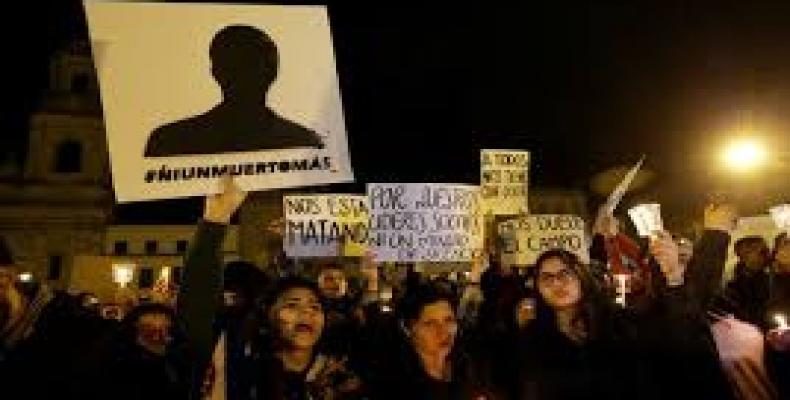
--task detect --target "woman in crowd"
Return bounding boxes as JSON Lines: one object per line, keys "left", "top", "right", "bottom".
{"left": 372, "top": 280, "right": 498, "bottom": 399}
{"left": 514, "top": 221, "right": 735, "bottom": 399}
{"left": 178, "top": 178, "right": 365, "bottom": 399}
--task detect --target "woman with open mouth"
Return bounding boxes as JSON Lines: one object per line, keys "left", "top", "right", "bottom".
{"left": 177, "top": 178, "right": 365, "bottom": 399}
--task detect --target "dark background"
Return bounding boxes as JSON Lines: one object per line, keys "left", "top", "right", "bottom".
{"left": 2, "top": 1, "right": 790, "bottom": 224}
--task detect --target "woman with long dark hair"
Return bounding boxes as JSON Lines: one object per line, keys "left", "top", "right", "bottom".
{"left": 177, "top": 179, "right": 364, "bottom": 399}
{"left": 515, "top": 224, "right": 735, "bottom": 399}
{"left": 371, "top": 280, "right": 497, "bottom": 400}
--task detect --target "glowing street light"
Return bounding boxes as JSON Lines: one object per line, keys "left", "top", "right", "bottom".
{"left": 723, "top": 139, "right": 768, "bottom": 172}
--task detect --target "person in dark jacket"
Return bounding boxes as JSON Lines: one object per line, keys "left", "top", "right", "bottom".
{"left": 720, "top": 236, "right": 771, "bottom": 329}
{"left": 766, "top": 233, "right": 790, "bottom": 399}
{"left": 88, "top": 303, "right": 191, "bottom": 400}
{"left": 371, "top": 281, "right": 498, "bottom": 400}
{"left": 514, "top": 211, "right": 736, "bottom": 400}
{"left": 0, "top": 236, "right": 102, "bottom": 398}
{"left": 178, "top": 178, "right": 364, "bottom": 399}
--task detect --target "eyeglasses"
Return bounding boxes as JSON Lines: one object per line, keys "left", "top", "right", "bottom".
{"left": 537, "top": 268, "right": 576, "bottom": 286}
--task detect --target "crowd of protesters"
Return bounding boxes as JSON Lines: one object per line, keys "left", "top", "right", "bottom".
{"left": 2, "top": 180, "right": 790, "bottom": 399}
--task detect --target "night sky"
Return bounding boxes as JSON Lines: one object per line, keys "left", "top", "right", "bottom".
{"left": 3, "top": 1, "right": 790, "bottom": 223}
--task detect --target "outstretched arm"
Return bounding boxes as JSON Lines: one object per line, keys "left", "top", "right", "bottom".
{"left": 177, "top": 177, "right": 247, "bottom": 396}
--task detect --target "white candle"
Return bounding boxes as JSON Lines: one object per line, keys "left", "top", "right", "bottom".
{"left": 775, "top": 314, "right": 788, "bottom": 331}
{"left": 615, "top": 274, "right": 628, "bottom": 307}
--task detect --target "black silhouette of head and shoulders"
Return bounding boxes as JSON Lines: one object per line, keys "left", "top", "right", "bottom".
{"left": 145, "top": 25, "right": 324, "bottom": 157}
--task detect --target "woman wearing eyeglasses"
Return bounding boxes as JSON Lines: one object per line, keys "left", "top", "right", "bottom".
{"left": 513, "top": 227, "right": 735, "bottom": 399}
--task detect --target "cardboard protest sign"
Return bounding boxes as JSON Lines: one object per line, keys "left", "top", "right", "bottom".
{"left": 498, "top": 214, "right": 588, "bottom": 266}
{"left": 84, "top": 2, "right": 353, "bottom": 202}
{"left": 368, "top": 183, "right": 484, "bottom": 262}
{"left": 480, "top": 150, "right": 529, "bottom": 215}
{"left": 284, "top": 194, "right": 369, "bottom": 257}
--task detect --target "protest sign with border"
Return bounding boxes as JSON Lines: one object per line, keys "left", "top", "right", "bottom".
{"left": 480, "top": 150, "right": 529, "bottom": 215}
{"left": 84, "top": 2, "right": 353, "bottom": 202}
{"left": 368, "top": 183, "right": 484, "bottom": 262}
{"left": 284, "top": 194, "right": 369, "bottom": 257}
{"left": 498, "top": 214, "right": 588, "bottom": 266}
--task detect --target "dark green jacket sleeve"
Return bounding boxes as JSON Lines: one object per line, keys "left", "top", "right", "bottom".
{"left": 684, "top": 229, "right": 731, "bottom": 312}
{"left": 177, "top": 220, "right": 227, "bottom": 398}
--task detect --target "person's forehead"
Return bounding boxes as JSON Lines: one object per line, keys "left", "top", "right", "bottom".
{"left": 419, "top": 301, "right": 453, "bottom": 319}
{"left": 280, "top": 287, "right": 319, "bottom": 301}
{"left": 320, "top": 269, "right": 344, "bottom": 277}
{"left": 139, "top": 313, "right": 171, "bottom": 324}
{"left": 540, "top": 258, "right": 567, "bottom": 272}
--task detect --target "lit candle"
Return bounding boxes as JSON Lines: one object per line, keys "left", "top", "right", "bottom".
{"left": 615, "top": 274, "right": 628, "bottom": 307}
{"left": 775, "top": 314, "right": 788, "bottom": 331}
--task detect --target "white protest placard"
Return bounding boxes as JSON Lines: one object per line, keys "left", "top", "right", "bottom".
{"left": 84, "top": 2, "right": 353, "bottom": 202}
{"left": 368, "top": 183, "right": 484, "bottom": 262}
{"left": 498, "top": 214, "right": 588, "bottom": 266}
{"left": 627, "top": 203, "right": 664, "bottom": 237}
{"left": 480, "top": 150, "right": 530, "bottom": 215}
{"left": 284, "top": 194, "right": 369, "bottom": 257}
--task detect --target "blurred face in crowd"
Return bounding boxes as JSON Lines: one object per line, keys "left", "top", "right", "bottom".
{"left": 775, "top": 239, "right": 790, "bottom": 274}
{"left": 739, "top": 240, "right": 769, "bottom": 271}
{"left": 318, "top": 268, "right": 347, "bottom": 300}
{"left": 676, "top": 238, "right": 694, "bottom": 267}
{"left": 537, "top": 257, "right": 582, "bottom": 311}
{"left": 0, "top": 266, "right": 23, "bottom": 330}
{"left": 410, "top": 300, "right": 457, "bottom": 361}
{"left": 515, "top": 297, "right": 536, "bottom": 329}
{"left": 135, "top": 312, "right": 172, "bottom": 356}
{"left": 269, "top": 287, "right": 325, "bottom": 350}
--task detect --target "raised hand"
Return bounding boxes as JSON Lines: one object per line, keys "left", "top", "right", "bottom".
{"left": 204, "top": 176, "right": 247, "bottom": 224}
{"left": 704, "top": 203, "right": 738, "bottom": 234}
{"left": 649, "top": 231, "right": 684, "bottom": 287}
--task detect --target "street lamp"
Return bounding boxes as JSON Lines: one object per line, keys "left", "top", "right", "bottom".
{"left": 722, "top": 139, "right": 768, "bottom": 172}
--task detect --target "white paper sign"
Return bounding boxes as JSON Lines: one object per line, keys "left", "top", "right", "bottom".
{"left": 84, "top": 2, "right": 353, "bottom": 202}
{"left": 769, "top": 204, "right": 790, "bottom": 232}
{"left": 498, "top": 214, "right": 588, "bottom": 266}
{"left": 480, "top": 150, "right": 529, "bottom": 215}
{"left": 284, "top": 194, "right": 369, "bottom": 257}
{"left": 628, "top": 203, "right": 664, "bottom": 237}
{"left": 368, "top": 183, "right": 484, "bottom": 262}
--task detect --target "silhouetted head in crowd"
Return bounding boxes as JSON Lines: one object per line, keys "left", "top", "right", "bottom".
{"left": 773, "top": 233, "right": 790, "bottom": 275}
{"left": 123, "top": 303, "right": 176, "bottom": 357}
{"left": 398, "top": 282, "right": 459, "bottom": 372}
{"left": 735, "top": 236, "right": 770, "bottom": 272}
{"left": 0, "top": 237, "right": 23, "bottom": 332}
{"left": 317, "top": 263, "right": 347, "bottom": 300}
{"left": 76, "top": 292, "right": 101, "bottom": 315}
{"left": 223, "top": 260, "right": 269, "bottom": 312}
